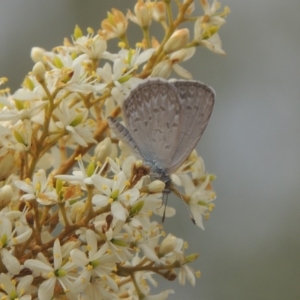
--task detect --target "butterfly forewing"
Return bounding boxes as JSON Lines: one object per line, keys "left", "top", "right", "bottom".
{"left": 122, "top": 79, "right": 181, "bottom": 170}
{"left": 166, "top": 80, "right": 215, "bottom": 174}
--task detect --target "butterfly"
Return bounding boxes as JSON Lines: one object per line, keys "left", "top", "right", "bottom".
{"left": 108, "top": 78, "right": 215, "bottom": 223}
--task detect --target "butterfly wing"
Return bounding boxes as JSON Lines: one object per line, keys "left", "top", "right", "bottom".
{"left": 122, "top": 79, "right": 181, "bottom": 170}
{"left": 107, "top": 116, "right": 143, "bottom": 159}
{"left": 166, "top": 80, "right": 215, "bottom": 174}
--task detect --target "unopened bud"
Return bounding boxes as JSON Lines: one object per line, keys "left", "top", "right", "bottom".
{"left": 0, "top": 185, "right": 13, "bottom": 209}
{"left": 163, "top": 29, "right": 190, "bottom": 54}
{"left": 184, "top": 0, "right": 195, "bottom": 15}
{"left": 94, "top": 137, "right": 117, "bottom": 163}
{"left": 148, "top": 180, "right": 165, "bottom": 193}
{"left": 151, "top": 60, "right": 172, "bottom": 78}
{"left": 134, "top": 0, "right": 152, "bottom": 27}
{"left": 153, "top": 2, "right": 166, "bottom": 22}
{"left": 32, "top": 62, "right": 46, "bottom": 82}
{"left": 70, "top": 201, "right": 85, "bottom": 223}
{"left": 31, "top": 47, "right": 46, "bottom": 63}
{"left": 158, "top": 234, "right": 177, "bottom": 257}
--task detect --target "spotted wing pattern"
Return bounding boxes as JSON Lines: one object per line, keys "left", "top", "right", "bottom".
{"left": 122, "top": 79, "right": 181, "bottom": 170}
{"left": 166, "top": 80, "right": 215, "bottom": 174}
{"left": 108, "top": 78, "right": 215, "bottom": 177}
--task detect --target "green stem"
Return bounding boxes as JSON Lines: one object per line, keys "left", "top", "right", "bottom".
{"left": 142, "top": 27, "right": 151, "bottom": 49}
{"left": 58, "top": 202, "right": 70, "bottom": 228}
{"left": 165, "top": 0, "right": 173, "bottom": 26}
{"left": 120, "top": 33, "right": 130, "bottom": 49}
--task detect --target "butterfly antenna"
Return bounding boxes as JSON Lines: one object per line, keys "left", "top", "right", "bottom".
{"left": 172, "top": 185, "right": 196, "bottom": 225}
{"left": 161, "top": 191, "right": 169, "bottom": 223}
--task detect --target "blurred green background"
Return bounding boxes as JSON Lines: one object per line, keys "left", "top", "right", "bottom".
{"left": 1, "top": 0, "right": 299, "bottom": 299}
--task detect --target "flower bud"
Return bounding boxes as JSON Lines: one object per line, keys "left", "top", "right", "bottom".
{"left": 101, "top": 9, "right": 128, "bottom": 39}
{"left": 70, "top": 201, "right": 85, "bottom": 223}
{"left": 31, "top": 47, "right": 46, "bottom": 63}
{"left": 136, "top": 1, "right": 152, "bottom": 27}
{"left": 0, "top": 150, "right": 19, "bottom": 181}
{"left": 163, "top": 29, "right": 190, "bottom": 54}
{"left": 94, "top": 137, "right": 117, "bottom": 164}
{"left": 153, "top": 2, "right": 166, "bottom": 22}
{"left": 0, "top": 185, "right": 13, "bottom": 209}
{"left": 148, "top": 180, "right": 165, "bottom": 193}
{"left": 32, "top": 62, "right": 46, "bottom": 82}
{"left": 183, "top": 0, "right": 195, "bottom": 15}
{"left": 92, "top": 35, "right": 108, "bottom": 60}
{"left": 159, "top": 234, "right": 177, "bottom": 257}
{"left": 151, "top": 60, "right": 172, "bottom": 78}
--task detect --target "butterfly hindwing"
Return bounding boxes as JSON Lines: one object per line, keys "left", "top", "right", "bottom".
{"left": 166, "top": 80, "right": 215, "bottom": 174}
{"left": 107, "top": 116, "right": 143, "bottom": 159}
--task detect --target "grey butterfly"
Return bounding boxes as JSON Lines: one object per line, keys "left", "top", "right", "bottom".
{"left": 107, "top": 78, "right": 215, "bottom": 222}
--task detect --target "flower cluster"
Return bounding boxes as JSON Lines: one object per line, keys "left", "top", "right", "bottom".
{"left": 0, "top": 0, "right": 228, "bottom": 299}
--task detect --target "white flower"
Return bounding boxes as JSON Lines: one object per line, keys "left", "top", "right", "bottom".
{"left": 178, "top": 263, "right": 196, "bottom": 286}
{"left": 2, "top": 206, "right": 30, "bottom": 235}
{"left": 193, "top": 0, "right": 229, "bottom": 55}
{"left": 54, "top": 101, "right": 97, "bottom": 147}
{"left": 12, "top": 119, "right": 33, "bottom": 151}
{"left": 97, "top": 46, "right": 154, "bottom": 103}
{"left": 0, "top": 125, "right": 14, "bottom": 149}
{"left": 75, "top": 34, "right": 108, "bottom": 60}
{"left": 194, "top": 16, "right": 225, "bottom": 54}
{"left": 77, "top": 276, "right": 119, "bottom": 300}
{"left": 0, "top": 96, "right": 46, "bottom": 124}
{"left": 200, "top": 0, "right": 228, "bottom": 27}
{"left": 94, "top": 137, "right": 118, "bottom": 164}
{"left": 151, "top": 47, "right": 196, "bottom": 79}
{"left": 55, "top": 155, "right": 102, "bottom": 187}
{"left": 127, "top": 0, "right": 153, "bottom": 28}
{"left": 101, "top": 8, "right": 128, "bottom": 40}
{"left": 180, "top": 174, "right": 216, "bottom": 229}
{"left": 0, "top": 215, "right": 32, "bottom": 274}
{"left": 199, "top": 32, "right": 226, "bottom": 55}
{"left": 139, "top": 234, "right": 184, "bottom": 264}
{"left": 24, "top": 239, "right": 77, "bottom": 300}
{"left": 0, "top": 215, "right": 32, "bottom": 247}
{"left": 117, "top": 47, "right": 155, "bottom": 71}
{"left": 70, "top": 229, "right": 118, "bottom": 293}
{"left": 14, "top": 169, "right": 58, "bottom": 205}
{"left": 0, "top": 273, "right": 33, "bottom": 300}
{"left": 1, "top": 248, "right": 21, "bottom": 275}
{"left": 94, "top": 219, "right": 133, "bottom": 262}
{"left": 92, "top": 171, "right": 140, "bottom": 221}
